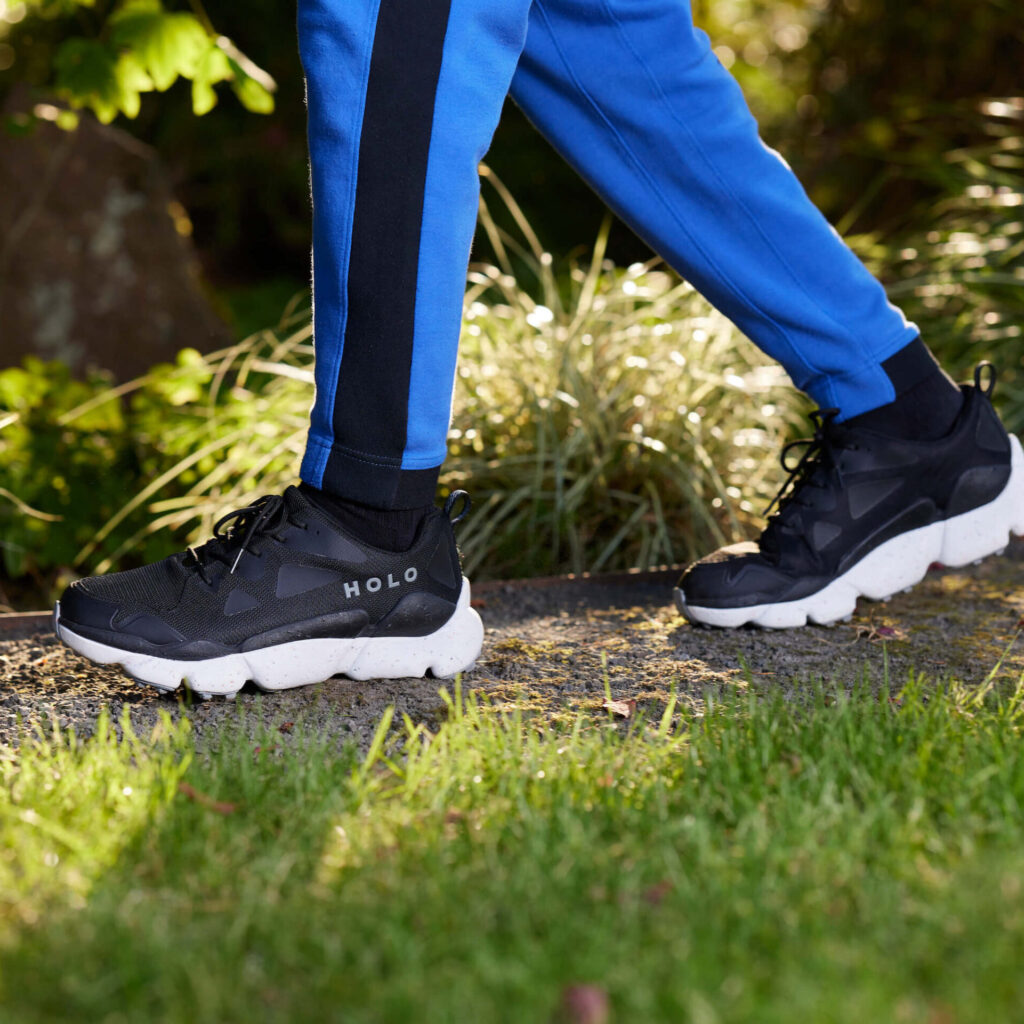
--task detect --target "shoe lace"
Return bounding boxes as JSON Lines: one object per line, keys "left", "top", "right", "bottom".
{"left": 183, "top": 492, "right": 295, "bottom": 585}
{"left": 761, "top": 408, "right": 847, "bottom": 558}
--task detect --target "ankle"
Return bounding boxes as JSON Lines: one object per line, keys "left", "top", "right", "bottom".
{"left": 298, "top": 483, "right": 433, "bottom": 552}
{"left": 845, "top": 337, "right": 962, "bottom": 441}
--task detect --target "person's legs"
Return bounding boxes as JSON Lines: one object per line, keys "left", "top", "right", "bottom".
{"left": 510, "top": 0, "right": 1023, "bottom": 626}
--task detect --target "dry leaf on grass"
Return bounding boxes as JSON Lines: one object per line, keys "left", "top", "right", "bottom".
{"left": 642, "top": 879, "right": 674, "bottom": 906}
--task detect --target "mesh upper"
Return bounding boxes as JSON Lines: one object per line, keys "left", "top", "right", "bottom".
{"left": 78, "top": 557, "right": 187, "bottom": 612}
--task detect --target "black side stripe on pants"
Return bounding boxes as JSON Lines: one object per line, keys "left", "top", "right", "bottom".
{"left": 323, "top": 0, "right": 454, "bottom": 506}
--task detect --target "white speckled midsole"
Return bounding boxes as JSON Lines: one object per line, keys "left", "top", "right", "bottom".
{"left": 56, "top": 577, "right": 483, "bottom": 699}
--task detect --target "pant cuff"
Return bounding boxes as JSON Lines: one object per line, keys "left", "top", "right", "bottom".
{"left": 301, "top": 437, "right": 441, "bottom": 509}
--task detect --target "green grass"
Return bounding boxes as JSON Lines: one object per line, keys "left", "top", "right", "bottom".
{"left": 4, "top": 674, "right": 1024, "bottom": 1022}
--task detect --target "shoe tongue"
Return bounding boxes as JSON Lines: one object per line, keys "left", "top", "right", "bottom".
{"left": 758, "top": 415, "right": 856, "bottom": 567}
{"left": 759, "top": 522, "right": 782, "bottom": 563}
{"left": 282, "top": 484, "right": 309, "bottom": 515}
{"left": 286, "top": 484, "right": 339, "bottom": 529}
{"left": 760, "top": 499, "right": 813, "bottom": 564}
{"left": 179, "top": 534, "right": 229, "bottom": 574}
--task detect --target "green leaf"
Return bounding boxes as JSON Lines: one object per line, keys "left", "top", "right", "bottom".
{"left": 190, "top": 41, "right": 232, "bottom": 116}
{"left": 228, "top": 62, "right": 274, "bottom": 115}
{"left": 109, "top": 1, "right": 208, "bottom": 93}
{"left": 55, "top": 109, "right": 81, "bottom": 131}
{"left": 53, "top": 38, "right": 120, "bottom": 123}
{"left": 50, "top": 5, "right": 274, "bottom": 122}
{"left": 114, "top": 51, "right": 155, "bottom": 118}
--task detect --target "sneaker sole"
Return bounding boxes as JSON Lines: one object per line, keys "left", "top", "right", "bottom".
{"left": 676, "top": 433, "right": 1024, "bottom": 629}
{"left": 55, "top": 577, "right": 484, "bottom": 700}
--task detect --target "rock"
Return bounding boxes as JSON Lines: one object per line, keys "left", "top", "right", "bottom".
{"left": 0, "top": 91, "right": 232, "bottom": 380}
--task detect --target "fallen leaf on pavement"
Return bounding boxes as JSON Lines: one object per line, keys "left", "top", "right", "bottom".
{"left": 855, "top": 623, "right": 907, "bottom": 643}
{"left": 602, "top": 698, "right": 636, "bottom": 719}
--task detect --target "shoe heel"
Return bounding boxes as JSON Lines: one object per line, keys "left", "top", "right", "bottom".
{"left": 939, "top": 433, "right": 1024, "bottom": 566}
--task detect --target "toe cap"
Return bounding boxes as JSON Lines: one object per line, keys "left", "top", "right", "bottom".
{"left": 677, "top": 543, "right": 794, "bottom": 607}
{"left": 59, "top": 582, "right": 121, "bottom": 631}
{"left": 59, "top": 581, "right": 184, "bottom": 645}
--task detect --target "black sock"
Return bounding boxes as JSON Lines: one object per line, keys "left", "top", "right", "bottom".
{"left": 844, "top": 337, "right": 963, "bottom": 440}
{"left": 298, "top": 483, "right": 433, "bottom": 552}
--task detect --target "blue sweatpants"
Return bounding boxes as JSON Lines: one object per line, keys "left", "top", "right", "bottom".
{"left": 297, "top": 0, "right": 919, "bottom": 508}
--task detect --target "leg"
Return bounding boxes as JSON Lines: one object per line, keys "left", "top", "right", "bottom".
{"left": 299, "top": 0, "right": 532, "bottom": 508}
{"left": 510, "top": 0, "right": 918, "bottom": 419}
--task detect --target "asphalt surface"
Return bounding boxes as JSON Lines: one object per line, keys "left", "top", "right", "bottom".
{"left": 2, "top": 541, "right": 1022, "bottom": 751}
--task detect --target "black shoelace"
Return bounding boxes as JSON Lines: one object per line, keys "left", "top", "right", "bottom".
{"left": 183, "top": 492, "right": 297, "bottom": 585}
{"left": 761, "top": 408, "right": 850, "bottom": 558}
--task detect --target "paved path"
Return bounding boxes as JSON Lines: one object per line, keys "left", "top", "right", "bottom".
{"left": 3, "top": 542, "right": 1022, "bottom": 751}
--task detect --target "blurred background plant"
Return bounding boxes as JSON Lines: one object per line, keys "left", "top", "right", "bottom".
{"left": 0, "top": 0, "right": 1021, "bottom": 608}
{"left": 1, "top": 0, "right": 274, "bottom": 129}
{"left": 861, "top": 101, "right": 1024, "bottom": 409}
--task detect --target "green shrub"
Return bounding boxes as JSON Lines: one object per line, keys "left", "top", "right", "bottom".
{"left": 0, "top": 357, "right": 130, "bottom": 582}
{"left": 0, "top": 321, "right": 312, "bottom": 601}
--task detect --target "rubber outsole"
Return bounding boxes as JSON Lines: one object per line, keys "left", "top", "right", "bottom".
{"left": 676, "top": 433, "right": 1024, "bottom": 629}
{"left": 55, "top": 577, "right": 484, "bottom": 700}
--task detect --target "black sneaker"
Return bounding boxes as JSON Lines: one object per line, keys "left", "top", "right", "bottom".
{"left": 54, "top": 488, "right": 483, "bottom": 698}
{"left": 675, "top": 365, "right": 1024, "bottom": 628}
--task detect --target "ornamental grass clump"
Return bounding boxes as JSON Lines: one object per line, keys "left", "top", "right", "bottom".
{"left": 448, "top": 168, "right": 805, "bottom": 577}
